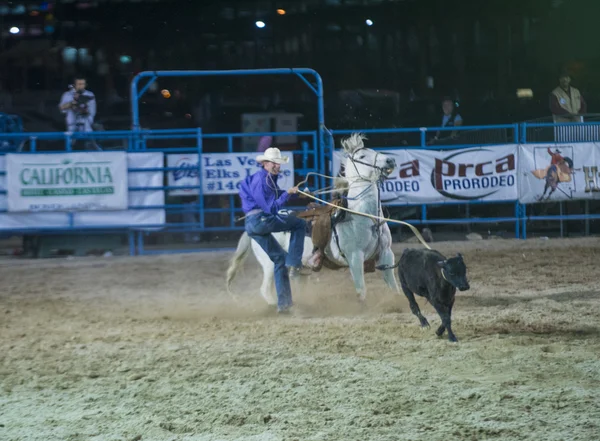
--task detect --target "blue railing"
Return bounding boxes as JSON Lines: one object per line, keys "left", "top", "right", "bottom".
{"left": 1, "top": 118, "right": 599, "bottom": 255}
{"left": 521, "top": 121, "right": 600, "bottom": 144}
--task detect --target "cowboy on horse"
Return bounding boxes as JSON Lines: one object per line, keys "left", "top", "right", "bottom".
{"left": 238, "top": 147, "right": 317, "bottom": 313}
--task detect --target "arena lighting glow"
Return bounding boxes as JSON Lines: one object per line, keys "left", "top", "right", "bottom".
{"left": 255, "top": 20, "right": 266, "bottom": 28}
{"left": 365, "top": 19, "right": 373, "bottom": 26}
{"left": 161, "top": 89, "right": 171, "bottom": 99}
{"left": 276, "top": 9, "right": 286, "bottom": 15}
{"left": 9, "top": 27, "right": 20, "bottom": 34}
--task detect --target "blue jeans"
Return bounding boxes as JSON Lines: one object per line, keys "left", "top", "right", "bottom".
{"left": 245, "top": 212, "right": 307, "bottom": 310}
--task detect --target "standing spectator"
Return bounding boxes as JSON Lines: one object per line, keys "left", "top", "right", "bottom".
{"left": 549, "top": 71, "right": 587, "bottom": 123}
{"left": 549, "top": 71, "right": 588, "bottom": 142}
{"left": 428, "top": 97, "right": 463, "bottom": 145}
{"left": 58, "top": 75, "right": 100, "bottom": 150}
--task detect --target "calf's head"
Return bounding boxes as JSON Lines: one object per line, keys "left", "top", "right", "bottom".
{"left": 437, "top": 253, "right": 470, "bottom": 291}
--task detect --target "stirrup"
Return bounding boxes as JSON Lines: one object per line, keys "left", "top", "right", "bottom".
{"left": 289, "top": 265, "right": 312, "bottom": 277}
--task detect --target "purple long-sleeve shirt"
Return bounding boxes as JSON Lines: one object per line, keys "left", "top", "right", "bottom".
{"left": 239, "top": 168, "right": 291, "bottom": 215}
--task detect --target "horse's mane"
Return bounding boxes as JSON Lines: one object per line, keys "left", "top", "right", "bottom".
{"left": 334, "top": 132, "right": 369, "bottom": 193}
{"left": 341, "top": 132, "right": 367, "bottom": 154}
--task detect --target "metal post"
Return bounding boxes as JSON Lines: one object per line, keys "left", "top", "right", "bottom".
{"left": 323, "top": 129, "right": 334, "bottom": 199}
{"left": 522, "top": 204, "right": 527, "bottom": 239}
{"left": 585, "top": 200, "right": 590, "bottom": 236}
{"left": 311, "top": 132, "right": 318, "bottom": 189}
{"left": 520, "top": 122, "right": 527, "bottom": 143}
{"left": 128, "top": 231, "right": 136, "bottom": 256}
{"left": 420, "top": 128, "right": 427, "bottom": 147}
{"left": 302, "top": 140, "right": 308, "bottom": 176}
{"left": 197, "top": 128, "right": 205, "bottom": 229}
{"left": 465, "top": 204, "right": 471, "bottom": 234}
{"left": 227, "top": 135, "right": 234, "bottom": 229}
{"left": 514, "top": 202, "right": 520, "bottom": 239}
{"left": 137, "top": 231, "right": 144, "bottom": 255}
{"left": 559, "top": 202, "right": 564, "bottom": 238}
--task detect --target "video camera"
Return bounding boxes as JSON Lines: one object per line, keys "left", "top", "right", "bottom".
{"left": 69, "top": 85, "right": 94, "bottom": 115}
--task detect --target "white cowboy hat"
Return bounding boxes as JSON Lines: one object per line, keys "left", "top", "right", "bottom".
{"left": 256, "top": 147, "right": 289, "bottom": 164}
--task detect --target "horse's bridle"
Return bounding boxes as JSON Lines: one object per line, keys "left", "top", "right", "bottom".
{"left": 348, "top": 147, "right": 390, "bottom": 183}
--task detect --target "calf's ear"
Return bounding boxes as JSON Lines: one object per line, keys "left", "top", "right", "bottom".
{"left": 456, "top": 253, "right": 463, "bottom": 259}
{"left": 436, "top": 260, "right": 446, "bottom": 268}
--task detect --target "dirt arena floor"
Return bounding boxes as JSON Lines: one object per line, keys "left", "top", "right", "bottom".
{"left": 1, "top": 237, "right": 600, "bottom": 441}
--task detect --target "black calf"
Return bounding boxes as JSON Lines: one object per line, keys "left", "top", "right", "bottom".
{"left": 378, "top": 248, "right": 470, "bottom": 342}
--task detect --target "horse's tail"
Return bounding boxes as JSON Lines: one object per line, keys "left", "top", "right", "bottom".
{"left": 226, "top": 231, "right": 252, "bottom": 294}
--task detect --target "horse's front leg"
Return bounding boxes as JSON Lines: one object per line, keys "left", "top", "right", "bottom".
{"left": 378, "top": 247, "right": 400, "bottom": 294}
{"left": 348, "top": 251, "right": 367, "bottom": 303}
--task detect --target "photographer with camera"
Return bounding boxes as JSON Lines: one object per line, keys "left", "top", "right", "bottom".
{"left": 58, "top": 75, "right": 100, "bottom": 150}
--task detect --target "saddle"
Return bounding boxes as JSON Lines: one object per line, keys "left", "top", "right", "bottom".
{"left": 296, "top": 198, "right": 379, "bottom": 273}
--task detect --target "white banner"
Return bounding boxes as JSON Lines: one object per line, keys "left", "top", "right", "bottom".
{"left": 0, "top": 153, "right": 165, "bottom": 230}
{"left": 332, "top": 145, "right": 519, "bottom": 204}
{"left": 6, "top": 152, "right": 128, "bottom": 212}
{"left": 518, "top": 143, "right": 600, "bottom": 203}
{"left": 167, "top": 152, "right": 295, "bottom": 196}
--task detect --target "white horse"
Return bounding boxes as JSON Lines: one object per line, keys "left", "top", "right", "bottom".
{"left": 226, "top": 132, "right": 400, "bottom": 304}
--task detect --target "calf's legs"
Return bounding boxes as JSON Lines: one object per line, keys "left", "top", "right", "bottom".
{"left": 400, "top": 281, "right": 430, "bottom": 328}
{"left": 432, "top": 300, "right": 457, "bottom": 342}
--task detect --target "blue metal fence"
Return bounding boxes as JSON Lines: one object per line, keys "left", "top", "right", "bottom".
{"left": 323, "top": 122, "right": 600, "bottom": 241}
{"left": 2, "top": 121, "right": 600, "bottom": 254}
{"left": 1, "top": 122, "right": 599, "bottom": 253}
{"left": 0, "top": 128, "right": 321, "bottom": 255}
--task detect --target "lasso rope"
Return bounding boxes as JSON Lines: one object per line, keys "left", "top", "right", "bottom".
{"left": 295, "top": 185, "right": 432, "bottom": 251}
{"left": 236, "top": 170, "right": 432, "bottom": 250}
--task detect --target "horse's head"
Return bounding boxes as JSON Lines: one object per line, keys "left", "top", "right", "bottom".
{"left": 341, "top": 133, "right": 396, "bottom": 182}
